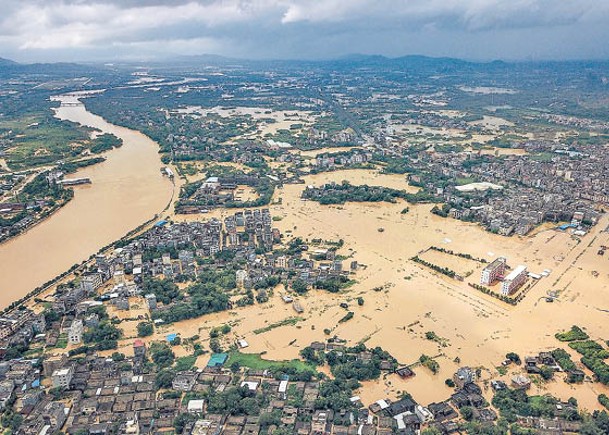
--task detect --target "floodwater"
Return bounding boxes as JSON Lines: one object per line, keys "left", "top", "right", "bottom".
{"left": 151, "top": 169, "right": 609, "bottom": 409}
{"left": 0, "top": 93, "right": 173, "bottom": 309}
{"left": 103, "top": 165, "right": 609, "bottom": 409}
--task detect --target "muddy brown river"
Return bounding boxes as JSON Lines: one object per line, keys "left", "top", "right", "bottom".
{"left": 0, "top": 92, "right": 173, "bottom": 308}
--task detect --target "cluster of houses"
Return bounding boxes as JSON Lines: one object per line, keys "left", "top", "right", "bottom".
{"left": 0, "top": 200, "right": 50, "bottom": 242}
{"left": 0, "top": 327, "right": 512, "bottom": 435}
{"left": 0, "top": 308, "right": 46, "bottom": 348}
{"left": 177, "top": 176, "right": 272, "bottom": 214}
{"left": 373, "top": 129, "right": 603, "bottom": 236}
{"left": 312, "top": 149, "right": 373, "bottom": 171}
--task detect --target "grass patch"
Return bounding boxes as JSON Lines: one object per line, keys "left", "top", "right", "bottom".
{"left": 455, "top": 177, "right": 476, "bottom": 186}
{"left": 227, "top": 351, "right": 315, "bottom": 372}
{"left": 55, "top": 333, "right": 68, "bottom": 349}
{"left": 174, "top": 355, "right": 198, "bottom": 371}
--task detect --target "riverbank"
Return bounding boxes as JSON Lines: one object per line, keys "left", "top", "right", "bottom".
{"left": 0, "top": 94, "right": 174, "bottom": 309}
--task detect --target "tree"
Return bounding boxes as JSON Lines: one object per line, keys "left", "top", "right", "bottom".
{"left": 155, "top": 369, "right": 176, "bottom": 389}
{"left": 540, "top": 366, "right": 554, "bottom": 380}
{"left": 210, "top": 338, "right": 223, "bottom": 353}
{"left": 506, "top": 352, "right": 521, "bottom": 365}
{"left": 174, "top": 413, "right": 197, "bottom": 434}
{"left": 357, "top": 297, "right": 364, "bottom": 306}
{"left": 112, "top": 352, "right": 125, "bottom": 361}
{"left": 137, "top": 322, "right": 154, "bottom": 337}
{"left": 83, "top": 322, "right": 121, "bottom": 344}
{"left": 291, "top": 278, "right": 308, "bottom": 294}
{"left": 461, "top": 406, "right": 474, "bottom": 421}
{"left": 150, "top": 342, "right": 175, "bottom": 368}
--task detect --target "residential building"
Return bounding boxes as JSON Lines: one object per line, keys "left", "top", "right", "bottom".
{"left": 480, "top": 257, "right": 506, "bottom": 286}
{"left": 235, "top": 270, "right": 248, "bottom": 288}
{"left": 145, "top": 294, "right": 157, "bottom": 310}
{"left": 68, "top": 319, "right": 83, "bottom": 345}
{"left": 51, "top": 366, "right": 74, "bottom": 388}
{"left": 81, "top": 273, "right": 103, "bottom": 294}
{"left": 501, "top": 265, "right": 528, "bottom": 295}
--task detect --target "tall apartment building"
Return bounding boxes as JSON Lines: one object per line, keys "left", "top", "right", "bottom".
{"left": 235, "top": 270, "right": 248, "bottom": 288}
{"left": 480, "top": 257, "right": 507, "bottom": 286}
{"left": 501, "top": 265, "right": 528, "bottom": 296}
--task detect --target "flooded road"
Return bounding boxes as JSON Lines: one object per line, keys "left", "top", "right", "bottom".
{"left": 0, "top": 93, "right": 173, "bottom": 308}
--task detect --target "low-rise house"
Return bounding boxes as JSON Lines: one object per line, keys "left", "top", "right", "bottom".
{"left": 172, "top": 372, "right": 197, "bottom": 391}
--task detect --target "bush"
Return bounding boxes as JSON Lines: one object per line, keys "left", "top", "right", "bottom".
{"left": 137, "top": 322, "right": 154, "bottom": 337}
{"left": 150, "top": 342, "right": 175, "bottom": 368}
{"left": 555, "top": 326, "right": 589, "bottom": 342}
{"left": 540, "top": 366, "right": 554, "bottom": 380}
{"left": 291, "top": 278, "right": 308, "bottom": 294}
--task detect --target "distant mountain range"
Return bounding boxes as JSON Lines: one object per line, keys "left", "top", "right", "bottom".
{"left": 0, "top": 57, "right": 104, "bottom": 78}
{"left": 0, "top": 57, "right": 18, "bottom": 66}
{"left": 1, "top": 53, "right": 608, "bottom": 76}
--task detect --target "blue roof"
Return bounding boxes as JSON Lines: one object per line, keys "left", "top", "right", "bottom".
{"left": 558, "top": 224, "right": 576, "bottom": 230}
{"left": 31, "top": 379, "right": 40, "bottom": 388}
{"left": 155, "top": 220, "right": 168, "bottom": 227}
{"left": 166, "top": 333, "right": 178, "bottom": 342}
{"left": 207, "top": 353, "right": 228, "bottom": 367}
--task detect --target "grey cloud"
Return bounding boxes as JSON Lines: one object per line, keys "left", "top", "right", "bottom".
{"left": 0, "top": 0, "right": 607, "bottom": 62}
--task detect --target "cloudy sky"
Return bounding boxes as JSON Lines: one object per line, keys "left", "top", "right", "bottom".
{"left": 1, "top": 0, "right": 608, "bottom": 63}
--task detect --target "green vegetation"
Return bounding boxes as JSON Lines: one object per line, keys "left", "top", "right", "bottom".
{"left": 569, "top": 340, "right": 609, "bottom": 360}
{"left": 469, "top": 283, "right": 518, "bottom": 305}
{"left": 291, "top": 278, "right": 308, "bottom": 294}
{"left": 137, "top": 322, "right": 154, "bottom": 337}
{"left": 253, "top": 316, "right": 303, "bottom": 334}
{"left": 82, "top": 321, "right": 121, "bottom": 351}
{"left": 89, "top": 133, "right": 122, "bottom": 154}
{"left": 313, "top": 276, "right": 353, "bottom": 293}
{"left": 303, "top": 181, "right": 411, "bottom": 205}
{"left": 1, "top": 114, "right": 91, "bottom": 169}
{"left": 155, "top": 368, "right": 176, "bottom": 389}
{"left": 149, "top": 269, "right": 233, "bottom": 323}
{"left": 227, "top": 351, "right": 315, "bottom": 373}
{"left": 555, "top": 325, "right": 589, "bottom": 342}
{"left": 429, "top": 246, "right": 487, "bottom": 263}
{"left": 412, "top": 255, "right": 456, "bottom": 278}
{"left": 142, "top": 278, "right": 181, "bottom": 304}
{"left": 59, "top": 156, "right": 105, "bottom": 173}
{"left": 419, "top": 354, "right": 440, "bottom": 374}
{"left": 174, "top": 355, "right": 197, "bottom": 371}
{"left": 555, "top": 333, "right": 609, "bottom": 385}
{"left": 492, "top": 388, "right": 580, "bottom": 423}
{"left": 150, "top": 342, "right": 175, "bottom": 368}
